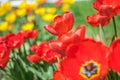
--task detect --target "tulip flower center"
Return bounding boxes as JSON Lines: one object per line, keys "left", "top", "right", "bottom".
{"left": 79, "top": 60, "right": 100, "bottom": 79}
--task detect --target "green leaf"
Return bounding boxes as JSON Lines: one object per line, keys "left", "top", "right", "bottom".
{"left": 42, "top": 65, "right": 54, "bottom": 79}
{"left": 99, "top": 26, "right": 106, "bottom": 44}
{"left": 0, "top": 69, "right": 17, "bottom": 80}
{"left": 28, "top": 67, "right": 45, "bottom": 80}
{"left": 118, "top": 73, "right": 120, "bottom": 80}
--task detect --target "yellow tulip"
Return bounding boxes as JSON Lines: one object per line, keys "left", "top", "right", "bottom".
{"left": 61, "top": 4, "right": 70, "bottom": 12}
{"left": 36, "top": 0, "right": 45, "bottom": 4}
{"left": 18, "top": 1, "right": 27, "bottom": 9}
{"left": 0, "top": 6, "right": 6, "bottom": 16}
{"left": 42, "top": 14, "right": 55, "bottom": 22}
{"left": 46, "top": 8, "right": 56, "bottom": 14}
{"left": 35, "top": 7, "right": 45, "bottom": 16}
{"left": 27, "top": 3, "right": 37, "bottom": 11}
{"left": 2, "top": 2, "right": 12, "bottom": 11}
{"left": 5, "top": 12, "right": 16, "bottom": 23}
{"left": 0, "top": 22, "right": 8, "bottom": 31}
{"left": 22, "top": 23, "right": 34, "bottom": 31}
{"left": 27, "top": 15, "right": 35, "bottom": 22}
{"left": 62, "top": 0, "right": 75, "bottom": 4}
{"left": 16, "top": 8, "right": 27, "bottom": 17}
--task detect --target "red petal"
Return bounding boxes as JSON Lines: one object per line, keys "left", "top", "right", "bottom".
{"left": 45, "top": 12, "right": 74, "bottom": 35}
{"left": 27, "top": 54, "right": 41, "bottom": 63}
{"left": 74, "top": 25, "right": 86, "bottom": 41}
{"left": 109, "top": 39, "right": 120, "bottom": 72}
{"left": 54, "top": 20, "right": 68, "bottom": 34}
{"left": 49, "top": 40, "right": 64, "bottom": 54}
{"left": 0, "top": 42, "right": 10, "bottom": 68}
{"left": 87, "top": 13, "right": 110, "bottom": 27}
{"left": 30, "top": 45, "right": 38, "bottom": 53}
{"left": 66, "top": 44, "right": 79, "bottom": 58}
{"left": 44, "top": 24, "right": 58, "bottom": 35}
{"left": 29, "top": 30, "right": 38, "bottom": 39}
{"left": 54, "top": 15, "right": 63, "bottom": 22}
{"left": 54, "top": 0, "right": 62, "bottom": 7}
{"left": 52, "top": 71, "right": 72, "bottom": 80}
{"left": 43, "top": 50, "right": 61, "bottom": 63}
{"left": 63, "top": 12, "right": 74, "bottom": 30}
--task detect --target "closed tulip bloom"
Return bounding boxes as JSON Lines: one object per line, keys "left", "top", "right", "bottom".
{"left": 44, "top": 12, "right": 74, "bottom": 35}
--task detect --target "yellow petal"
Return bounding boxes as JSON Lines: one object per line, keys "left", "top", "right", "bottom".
{"left": 5, "top": 12, "right": 16, "bottom": 23}
{"left": 42, "top": 14, "right": 55, "bottom": 22}
{"left": 61, "top": 4, "right": 70, "bottom": 12}
{"left": 2, "top": 2, "right": 12, "bottom": 11}
{"left": 0, "top": 22, "right": 8, "bottom": 31}
{"left": 16, "top": 9, "right": 27, "bottom": 17}
{"left": 0, "top": 6, "right": 6, "bottom": 16}
{"left": 36, "top": 0, "right": 45, "bottom": 4}
{"left": 46, "top": 8, "right": 56, "bottom": 14}
{"left": 35, "top": 7, "right": 45, "bottom": 15}
{"left": 22, "top": 23, "right": 34, "bottom": 31}
{"left": 18, "top": 1, "right": 27, "bottom": 9}
{"left": 62, "top": 0, "right": 75, "bottom": 4}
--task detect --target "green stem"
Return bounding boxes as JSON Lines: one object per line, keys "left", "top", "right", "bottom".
{"left": 28, "top": 39, "right": 32, "bottom": 46}
{"left": 37, "top": 63, "right": 44, "bottom": 74}
{"left": 15, "top": 60, "right": 26, "bottom": 80}
{"left": 11, "top": 50, "right": 26, "bottom": 80}
{"left": 52, "top": 64, "right": 57, "bottom": 71}
{"left": 112, "top": 16, "right": 118, "bottom": 38}
{"left": 99, "top": 25, "right": 106, "bottom": 44}
{"left": 23, "top": 43, "right": 27, "bottom": 57}
{"left": 33, "top": 33, "right": 39, "bottom": 44}
{"left": 18, "top": 48, "right": 23, "bottom": 58}
{"left": 0, "top": 69, "right": 17, "bottom": 80}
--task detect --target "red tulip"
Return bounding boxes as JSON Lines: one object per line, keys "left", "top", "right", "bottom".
{"left": 58, "top": 25, "right": 85, "bottom": 43}
{"left": 27, "top": 42, "right": 61, "bottom": 63}
{"left": 93, "top": 0, "right": 120, "bottom": 17}
{"left": 6, "top": 34, "right": 24, "bottom": 49}
{"left": 49, "top": 25, "right": 86, "bottom": 56}
{"left": 18, "top": 30, "right": 38, "bottom": 39}
{"left": 54, "top": 0, "right": 62, "bottom": 7}
{"left": 37, "top": 42, "right": 61, "bottom": 63}
{"left": 109, "top": 39, "right": 120, "bottom": 72}
{"left": 87, "top": 13, "right": 111, "bottom": 27}
{"left": 0, "top": 42, "right": 10, "bottom": 68}
{"left": 99, "top": 5, "right": 114, "bottom": 18}
{"left": 0, "top": 36, "right": 3, "bottom": 43}
{"left": 60, "top": 39, "right": 109, "bottom": 80}
{"left": 44, "top": 12, "right": 74, "bottom": 36}
{"left": 27, "top": 54, "right": 41, "bottom": 63}
{"left": 30, "top": 45, "right": 39, "bottom": 53}
{"left": 49, "top": 40, "right": 64, "bottom": 55}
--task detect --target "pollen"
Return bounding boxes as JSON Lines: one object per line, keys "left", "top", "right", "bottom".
{"left": 79, "top": 60, "right": 100, "bottom": 80}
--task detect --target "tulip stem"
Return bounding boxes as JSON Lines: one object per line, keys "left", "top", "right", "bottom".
{"left": 99, "top": 25, "right": 106, "bottom": 44}
{"left": 112, "top": 16, "right": 118, "bottom": 38}
{"left": 23, "top": 43, "right": 27, "bottom": 57}
{"left": 28, "top": 39, "right": 32, "bottom": 46}
{"left": 33, "top": 34, "right": 38, "bottom": 44}
{"left": 52, "top": 64, "right": 57, "bottom": 71}
{"left": 15, "top": 60, "right": 26, "bottom": 80}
